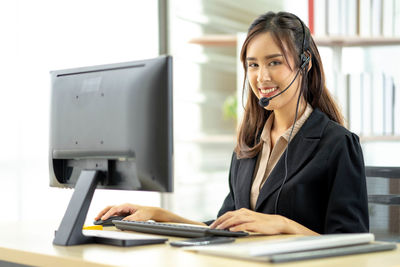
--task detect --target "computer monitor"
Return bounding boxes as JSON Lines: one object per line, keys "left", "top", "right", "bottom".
{"left": 49, "top": 55, "right": 173, "bottom": 246}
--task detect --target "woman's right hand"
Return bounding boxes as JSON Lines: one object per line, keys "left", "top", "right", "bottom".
{"left": 94, "top": 203, "right": 158, "bottom": 222}
{"left": 95, "top": 203, "right": 206, "bottom": 226}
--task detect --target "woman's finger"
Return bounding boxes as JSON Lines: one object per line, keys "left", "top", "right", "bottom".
{"left": 101, "top": 206, "right": 119, "bottom": 220}
{"left": 94, "top": 205, "right": 114, "bottom": 220}
{"left": 229, "top": 222, "right": 254, "bottom": 232}
{"left": 216, "top": 214, "right": 252, "bottom": 230}
{"left": 210, "top": 211, "right": 234, "bottom": 228}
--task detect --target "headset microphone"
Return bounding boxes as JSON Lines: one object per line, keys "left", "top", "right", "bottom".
{"left": 258, "top": 97, "right": 271, "bottom": 107}
{"left": 258, "top": 68, "right": 302, "bottom": 108}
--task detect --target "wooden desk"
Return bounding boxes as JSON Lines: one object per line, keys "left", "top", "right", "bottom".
{"left": 1, "top": 222, "right": 399, "bottom": 267}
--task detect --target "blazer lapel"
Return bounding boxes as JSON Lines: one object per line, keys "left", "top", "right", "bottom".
{"left": 255, "top": 108, "right": 329, "bottom": 211}
{"left": 236, "top": 156, "right": 257, "bottom": 209}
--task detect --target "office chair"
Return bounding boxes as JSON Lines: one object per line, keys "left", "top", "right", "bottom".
{"left": 365, "top": 166, "right": 400, "bottom": 242}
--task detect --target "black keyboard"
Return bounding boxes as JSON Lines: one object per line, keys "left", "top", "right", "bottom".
{"left": 112, "top": 220, "right": 249, "bottom": 238}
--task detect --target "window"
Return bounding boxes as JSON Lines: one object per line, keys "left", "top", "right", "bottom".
{"left": 0, "top": 0, "right": 159, "bottom": 223}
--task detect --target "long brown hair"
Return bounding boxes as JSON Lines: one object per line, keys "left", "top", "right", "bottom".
{"left": 235, "top": 11, "right": 344, "bottom": 159}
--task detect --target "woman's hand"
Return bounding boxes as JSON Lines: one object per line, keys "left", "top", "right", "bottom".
{"left": 94, "top": 203, "right": 207, "bottom": 226}
{"left": 209, "top": 208, "right": 286, "bottom": 234}
{"left": 210, "top": 208, "right": 319, "bottom": 235}
{"left": 94, "top": 203, "right": 157, "bottom": 222}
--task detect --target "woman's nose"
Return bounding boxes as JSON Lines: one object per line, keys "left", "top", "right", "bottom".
{"left": 257, "top": 67, "right": 271, "bottom": 83}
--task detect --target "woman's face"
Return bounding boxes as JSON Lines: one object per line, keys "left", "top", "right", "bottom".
{"left": 246, "top": 32, "right": 301, "bottom": 112}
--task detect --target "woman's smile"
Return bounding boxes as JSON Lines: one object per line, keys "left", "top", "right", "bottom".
{"left": 259, "top": 86, "right": 279, "bottom": 98}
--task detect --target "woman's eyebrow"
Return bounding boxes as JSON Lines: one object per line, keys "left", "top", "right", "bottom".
{"left": 246, "top": 54, "right": 283, "bottom": 61}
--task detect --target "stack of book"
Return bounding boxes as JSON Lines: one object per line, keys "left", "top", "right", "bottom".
{"left": 313, "top": 0, "right": 400, "bottom": 37}
{"left": 336, "top": 73, "right": 400, "bottom": 137}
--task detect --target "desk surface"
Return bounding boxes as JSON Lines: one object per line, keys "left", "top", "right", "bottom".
{"left": 1, "top": 222, "right": 400, "bottom": 267}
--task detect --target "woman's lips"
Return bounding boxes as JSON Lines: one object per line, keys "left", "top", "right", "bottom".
{"left": 259, "top": 87, "right": 279, "bottom": 98}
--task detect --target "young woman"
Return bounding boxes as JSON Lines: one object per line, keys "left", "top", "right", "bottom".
{"left": 95, "top": 11, "right": 369, "bottom": 235}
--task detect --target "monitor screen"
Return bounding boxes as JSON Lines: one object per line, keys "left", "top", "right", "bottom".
{"left": 49, "top": 55, "right": 173, "bottom": 246}
{"left": 49, "top": 55, "right": 173, "bottom": 192}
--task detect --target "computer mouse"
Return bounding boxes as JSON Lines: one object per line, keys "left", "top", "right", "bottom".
{"left": 93, "top": 215, "right": 126, "bottom": 226}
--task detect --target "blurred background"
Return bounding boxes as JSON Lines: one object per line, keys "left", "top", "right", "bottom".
{"left": 1, "top": 0, "right": 400, "bottom": 238}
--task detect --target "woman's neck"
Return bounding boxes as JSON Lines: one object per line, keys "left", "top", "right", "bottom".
{"left": 272, "top": 99, "right": 307, "bottom": 133}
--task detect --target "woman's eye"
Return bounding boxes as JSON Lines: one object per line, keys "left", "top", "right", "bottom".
{"left": 269, "top": 61, "right": 281, "bottom": 66}
{"left": 248, "top": 62, "right": 258, "bottom": 68}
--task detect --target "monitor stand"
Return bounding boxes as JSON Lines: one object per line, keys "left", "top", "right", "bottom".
{"left": 53, "top": 170, "right": 166, "bottom": 246}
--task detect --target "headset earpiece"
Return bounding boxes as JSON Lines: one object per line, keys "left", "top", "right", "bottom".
{"left": 297, "top": 16, "right": 310, "bottom": 71}
{"left": 300, "top": 51, "right": 310, "bottom": 70}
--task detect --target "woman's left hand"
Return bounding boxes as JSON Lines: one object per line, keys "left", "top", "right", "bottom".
{"left": 209, "top": 208, "right": 287, "bottom": 234}
{"left": 210, "top": 208, "right": 319, "bottom": 235}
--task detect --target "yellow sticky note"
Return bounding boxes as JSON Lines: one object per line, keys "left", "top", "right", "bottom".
{"left": 83, "top": 225, "right": 103, "bottom": 230}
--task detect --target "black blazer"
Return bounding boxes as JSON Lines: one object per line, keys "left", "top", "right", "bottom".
{"left": 216, "top": 108, "right": 369, "bottom": 234}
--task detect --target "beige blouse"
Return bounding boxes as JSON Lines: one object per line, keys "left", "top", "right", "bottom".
{"left": 250, "top": 103, "right": 313, "bottom": 210}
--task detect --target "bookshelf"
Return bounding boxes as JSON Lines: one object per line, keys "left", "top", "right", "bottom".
{"left": 314, "top": 36, "right": 400, "bottom": 47}
{"left": 188, "top": 35, "right": 238, "bottom": 46}
{"left": 361, "top": 136, "right": 400, "bottom": 142}
{"left": 188, "top": 34, "right": 400, "bottom": 142}
{"left": 189, "top": 35, "right": 400, "bottom": 47}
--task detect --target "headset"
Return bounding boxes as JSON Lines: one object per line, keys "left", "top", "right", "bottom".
{"left": 258, "top": 15, "right": 310, "bottom": 214}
